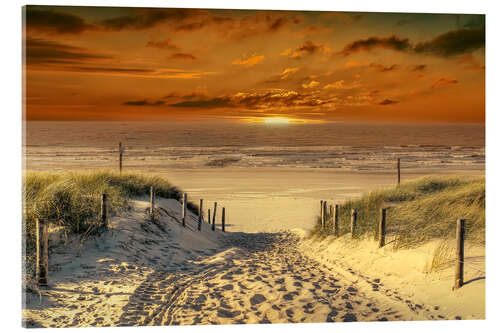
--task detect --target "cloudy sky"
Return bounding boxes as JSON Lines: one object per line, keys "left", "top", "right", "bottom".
{"left": 24, "top": 5, "right": 485, "bottom": 123}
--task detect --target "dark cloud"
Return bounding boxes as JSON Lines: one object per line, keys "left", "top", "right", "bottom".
{"left": 233, "top": 90, "right": 334, "bottom": 109}
{"left": 378, "top": 99, "right": 399, "bottom": 105}
{"left": 25, "top": 37, "right": 111, "bottom": 65}
{"left": 161, "top": 91, "right": 209, "bottom": 100}
{"left": 340, "top": 35, "right": 411, "bottom": 56}
{"left": 123, "top": 99, "right": 165, "bottom": 106}
{"left": 99, "top": 8, "right": 301, "bottom": 40}
{"left": 71, "top": 66, "right": 155, "bottom": 74}
{"left": 284, "top": 40, "right": 330, "bottom": 59}
{"left": 412, "top": 64, "right": 427, "bottom": 71}
{"left": 431, "top": 77, "right": 459, "bottom": 89}
{"left": 166, "top": 89, "right": 335, "bottom": 110}
{"left": 370, "top": 63, "right": 398, "bottom": 72}
{"left": 25, "top": 7, "right": 96, "bottom": 34}
{"left": 169, "top": 97, "right": 233, "bottom": 108}
{"left": 340, "top": 27, "right": 484, "bottom": 58}
{"left": 169, "top": 53, "right": 197, "bottom": 61}
{"left": 146, "top": 38, "right": 179, "bottom": 50}
{"left": 100, "top": 8, "right": 196, "bottom": 31}
{"left": 413, "top": 27, "right": 485, "bottom": 57}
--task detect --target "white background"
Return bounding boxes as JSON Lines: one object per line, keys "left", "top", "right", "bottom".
{"left": 1, "top": 0, "right": 497, "bottom": 332}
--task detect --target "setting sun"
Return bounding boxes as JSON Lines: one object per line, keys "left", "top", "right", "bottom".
{"left": 263, "top": 117, "right": 291, "bottom": 125}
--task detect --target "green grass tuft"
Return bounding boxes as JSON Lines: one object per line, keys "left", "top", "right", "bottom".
{"left": 23, "top": 170, "right": 198, "bottom": 287}
{"left": 310, "top": 176, "right": 485, "bottom": 249}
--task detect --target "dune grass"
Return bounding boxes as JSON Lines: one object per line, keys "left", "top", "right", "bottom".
{"left": 310, "top": 176, "right": 485, "bottom": 249}
{"left": 23, "top": 170, "right": 198, "bottom": 287}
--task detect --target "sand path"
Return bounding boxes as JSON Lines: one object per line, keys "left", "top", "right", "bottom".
{"left": 117, "top": 233, "right": 447, "bottom": 326}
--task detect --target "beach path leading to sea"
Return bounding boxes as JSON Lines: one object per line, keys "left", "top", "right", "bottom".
{"left": 24, "top": 196, "right": 484, "bottom": 328}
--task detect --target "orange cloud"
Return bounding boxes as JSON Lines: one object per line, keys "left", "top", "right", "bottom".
{"left": 280, "top": 67, "right": 300, "bottom": 78}
{"left": 232, "top": 54, "right": 265, "bottom": 67}
{"left": 323, "top": 80, "right": 345, "bottom": 89}
{"left": 302, "top": 80, "right": 320, "bottom": 88}
{"left": 323, "top": 80, "right": 361, "bottom": 90}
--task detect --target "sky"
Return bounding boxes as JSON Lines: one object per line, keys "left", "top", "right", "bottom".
{"left": 23, "top": 5, "right": 485, "bottom": 123}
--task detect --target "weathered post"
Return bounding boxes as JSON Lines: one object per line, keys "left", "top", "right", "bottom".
{"left": 333, "top": 204, "right": 339, "bottom": 236}
{"left": 198, "top": 199, "right": 203, "bottom": 231}
{"left": 378, "top": 208, "right": 387, "bottom": 248}
{"left": 222, "top": 207, "right": 226, "bottom": 232}
{"left": 350, "top": 208, "right": 357, "bottom": 238}
{"left": 323, "top": 201, "right": 327, "bottom": 229}
{"left": 397, "top": 158, "right": 401, "bottom": 186}
{"left": 208, "top": 209, "right": 211, "bottom": 229}
{"left": 119, "top": 142, "right": 123, "bottom": 174}
{"left": 320, "top": 200, "right": 324, "bottom": 229}
{"left": 182, "top": 193, "right": 187, "bottom": 227}
{"left": 212, "top": 202, "right": 217, "bottom": 231}
{"left": 149, "top": 186, "right": 155, "bottom": 219}
{"left": 101, "top": 193, "right": 108, "bottom": 228}
{"left": 36, "top": 218, "right": 48, "bottom": 287}
{"left": 455, "top": 219, "right": 466, "bottom": 289}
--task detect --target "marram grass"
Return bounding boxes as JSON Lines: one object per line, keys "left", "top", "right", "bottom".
{"left": 23, "top": 170, "right": 198, "bottom": 287}
{"left": 311, "top": 176, "right": 485, "bottom": 249}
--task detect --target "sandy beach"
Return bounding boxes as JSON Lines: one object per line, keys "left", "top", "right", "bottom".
{"left": 23, "top": 196, "right": 484, "bottom": 327}
{"left": 151, "top": 167, "right": 484, "bottom": 233}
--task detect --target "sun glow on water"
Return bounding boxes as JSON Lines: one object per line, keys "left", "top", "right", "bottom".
{"left": 263, "top": 117, "right": 291, "bottom": 125}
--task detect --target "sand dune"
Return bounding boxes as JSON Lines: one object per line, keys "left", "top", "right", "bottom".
{"left": 23, "top": 197, "right": 483, "bottom": 327}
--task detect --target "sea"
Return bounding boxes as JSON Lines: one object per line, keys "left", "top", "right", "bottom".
{"left": 25, "top": 121, "right": 485, "bottom": 172}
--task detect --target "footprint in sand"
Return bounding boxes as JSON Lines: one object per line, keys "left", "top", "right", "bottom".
{"left": 250, "top": 294, "right": 266, "bottom": 306}
{"left": 217, "top": 309, "right": 241, "bottom": 318}
{"left": 342, "top": 313, "right": 357, "bottom": 322}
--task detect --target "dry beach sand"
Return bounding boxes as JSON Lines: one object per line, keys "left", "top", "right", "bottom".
{"left": 23, "top": 194, "right": 484, "bottom": 327}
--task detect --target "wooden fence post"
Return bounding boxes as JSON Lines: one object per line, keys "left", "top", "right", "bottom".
{"left": 329, "top": 205, "right": 333, "bottom": 228}
{"left": 101, "top": 193, "right": 108, "bottom": 227}
{"left": 333, "top": 204, "right": 339, "bottom": 236}
{"left": 455, "top": 219, "right": 466, "bottom": 289}
{"left": 119, "top": 142, "right": 123, "bottom": 174}
{"left": 378, "top": 208, "right": 387, "bottom": 248}
{"left": 350, "top": 208, "right": 357, "bottom": 238}
{"left": 320, "top": 200, "right": 324, "bottom": 229}
{"left": 36, "top": 218, "right": 48, "bottom": 287}
{"left": 208, "top": 209, "right": 211, "bottom": 229}
{"left": 222, "top": 207, "right": 226, "bottom": 232}
{"left": 322, "top": 201, "right": 327, "bottom": 229}
{"left": 198, "top": 199, "right": 203, "bottom": 231}
{"left": 397, "top": 158, "right": 401, "bottom": 186}
{"left": 149, "top": 186, "right": 155, "bottom": 219}
{"left": 182, "top": 193, "right": 187, "bottom": 227}
{"left": 212, "top": 202, "right": 217, "bottom": 231}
